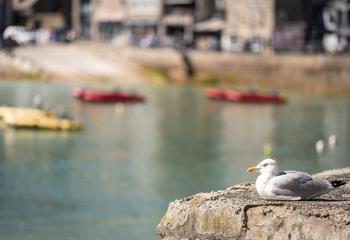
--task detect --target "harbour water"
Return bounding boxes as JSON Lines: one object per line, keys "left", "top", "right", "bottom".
{"left": 0, "top": 81, "right": 349, "bottom": 240}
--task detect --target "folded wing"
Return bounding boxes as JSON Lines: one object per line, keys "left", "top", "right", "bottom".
{"left": 270, "top": 171, "right": 333, "bottom": 199}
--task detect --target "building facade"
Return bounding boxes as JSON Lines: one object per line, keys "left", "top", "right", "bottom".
{"left": 0, "top": 0, "right": 13, "bottom": 44}
{"left": 4, "top": 0, "right": 350, "bottom": 53}
{"left": 193, "top": 0, "right": 224, "bottom": 50}
{"left": 159, "top": 0, "right": 196, "bottom": 47}
{"left": 125, "top": 0, "right": 162, "bottom": 46}
{"left": 126, "top": 0, "right": 161, "bottom": 24}
{"left": 273, "top": 0, "right": 305, "bottom": 52}
{"left": 91, "top": 0, "right": 125, "bottom": 40}
{"left": 91, "top": 0, "right": 162, "bottom": 43}
{"left": 322, "top": 0, "right": 350, "bottom": 38}
{"left": 222, "top": 0, "right": 275, "bottom": 52}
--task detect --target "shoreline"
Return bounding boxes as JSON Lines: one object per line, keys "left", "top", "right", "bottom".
{"left": 2, "top": 43, "right": 350, "bottom": 95}
{"left": 116, "top": 46, "right": 350, "bottom": 95}
{"left": 0, "top": 51, "right": 43, "bottom": 81}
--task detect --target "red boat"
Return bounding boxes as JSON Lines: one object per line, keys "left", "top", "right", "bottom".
{"left": 72, "top": 87, "right": 145, "bottom": 102}
{"left": 206, "top": 88, "right": 286, "bottom": 103}
{"left": 205, "top": 88, "right": 225, "bottom": 99}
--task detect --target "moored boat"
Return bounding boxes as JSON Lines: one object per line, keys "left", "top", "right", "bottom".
{"left": 72, "top": 87, "right": 145, "bottom": 102}
{"left": 205, "top": 88, "right": 226, "bottom": 99}
{"left": 205, "top": 88, "right": 286, "bottom": 103}
{"left": 0, "top": 107, "right": 82, "bottom": 131}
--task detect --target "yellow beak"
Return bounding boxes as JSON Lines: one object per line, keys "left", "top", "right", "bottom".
{"left": 247, "top": 166, "right": 259, "bottom": 173}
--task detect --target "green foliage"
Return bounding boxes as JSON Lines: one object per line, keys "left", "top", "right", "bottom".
{"left": 263, "top": 144, "right": 273, "bottom": 158}
{"left": 24, "top": 72, "right": 44, "bottom": 81}
{"left": 142, "top": 67, "right": 171, "bottom": 83}
{"left": 194, "top": 72, "right": 219, "bottom": 85}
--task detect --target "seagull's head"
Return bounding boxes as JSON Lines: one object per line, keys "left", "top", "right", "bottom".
{"left": 247, "top": 159, "right": 279, "bottom": 175}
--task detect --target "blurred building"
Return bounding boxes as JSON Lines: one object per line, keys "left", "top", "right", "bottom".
{"left": 0, "top": 0, "right": 13, "bottom": 44}
{"left": 321, "top": 0, "right": 350, "bottom": 52}
{"left": 9, "top": 0, "right": 79, "bottom": 31}
{"left": 0, "top": 0, "right": 85, "bottom": 43}
{"left": 125, "top": 0, "right": 162, "bottom": 47}
{"left": 274, "top": 0, "right": 350, "bottom": 53}
{"left": 91, "top": 0, "right": 125, "bottom": 40}
{"left": 2, "top": 0, "right": 350, "bottom": 53}
{"left": 159, "top": 0, "right": 196, "bottom": 47}
{"left": 274, "top": 0, "right": 329, "bottom": 52}
{"left": 79, "top": 0, "right": 91, "bottom": 38}
{"left": 193, "top": 0, "right": 224, "bottom": 51}
{"left": 30, "top": 0, "right": 71, "bottom": 29}
{"left": 126, "top": 0, "right": 161, "bottom": 31}
{"left": 273, "top": 0, "right": 305, "bottom": 52}
{"left": 222, "top": 0, "right": 275, "bottom": 53}
{"left": 91, "top": 0, "right": 162, "bottom": 44}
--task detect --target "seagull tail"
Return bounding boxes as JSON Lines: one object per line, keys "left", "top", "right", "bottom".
{"left": 329, "top": 180, "right": 347, "bottom": 188}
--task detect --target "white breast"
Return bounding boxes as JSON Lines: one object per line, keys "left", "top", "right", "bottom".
{"left": 256, "top": 174, "right": 271, "bottom": 197}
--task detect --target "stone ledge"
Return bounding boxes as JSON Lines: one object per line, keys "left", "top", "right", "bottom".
{"left": 157, "top": 168, "right": 350, "bottom": 240}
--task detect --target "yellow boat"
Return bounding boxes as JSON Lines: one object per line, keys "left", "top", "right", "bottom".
{"left": 0, "top": 107, "right": 82, "bottom": 131}
{"left": 0, "top": 106, "right": 49, "bottom": 119}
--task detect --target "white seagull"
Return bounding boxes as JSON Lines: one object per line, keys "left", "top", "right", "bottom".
{"left": 328, "top": 134, "right": 337, "bottom": 149}
{"left": 315, "top": 139, "right": 324, "bottom": 154}
{"left": 247, "top": 159, "right": 345, "bottom": 200}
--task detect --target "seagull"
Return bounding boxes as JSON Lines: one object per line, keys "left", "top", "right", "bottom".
{"left": 247, "top": 159, "right": 345, "bottom": 200}
{"left": 315, "top": 139, "right": 324, "bottom": 154}
{"left": 32, "top": 93, "right": 43, "bottom": 109}
{"left": 328, "top": 134, "right": 337, "bottom": 149}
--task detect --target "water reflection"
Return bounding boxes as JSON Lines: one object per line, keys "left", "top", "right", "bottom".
{"left": 0, "top": 82, "right": 349, "bottom": 240}
{"left": 2, "top": 128, "right": 73, "bottom": 162}
{"left": 273, "top": 96, "right": 350, "bottom": 172}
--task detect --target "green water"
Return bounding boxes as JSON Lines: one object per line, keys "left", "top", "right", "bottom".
{"left": 0, "top": 82, "right": 349, "bottom": 240}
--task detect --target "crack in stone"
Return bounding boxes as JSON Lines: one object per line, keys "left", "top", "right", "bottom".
{"left": 240, "top": 203, "right": 284, "bottom": 232}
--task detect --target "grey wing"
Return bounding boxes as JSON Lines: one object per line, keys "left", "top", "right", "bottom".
{"left": 270, "top": 171, "right": 332, "bottom": 199}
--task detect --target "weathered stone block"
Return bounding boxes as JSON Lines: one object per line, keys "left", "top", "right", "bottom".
{"left": 157, "top": 168, "right": 350, "bottom": 240}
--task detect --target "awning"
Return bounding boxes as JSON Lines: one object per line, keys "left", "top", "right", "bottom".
{"left": 162, "top": 15, "right": 193, "bottom": 26}
{"left": 126, "top": 19, "right": 158, "bottom": 26}
{"left": 194, "top": 18, "right": 224, "bottom": 32}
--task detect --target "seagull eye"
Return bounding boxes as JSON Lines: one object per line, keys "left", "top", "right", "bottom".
{"left": 263, "top": 164, "right": 268, "bottom": 167}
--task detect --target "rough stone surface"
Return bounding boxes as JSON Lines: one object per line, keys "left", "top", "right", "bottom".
{"left": 14, "top": 45, "right": 144, "bottom": 84}
{"left": 0, "top": 52, "right": 42, "bottom": 79}
{"left": 157, "top": 168, "right": 350, "bottom": 240}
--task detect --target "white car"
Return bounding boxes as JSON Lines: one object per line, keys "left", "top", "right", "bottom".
{"left": 3, "top": 26, "right": 36, "bottom": 45}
